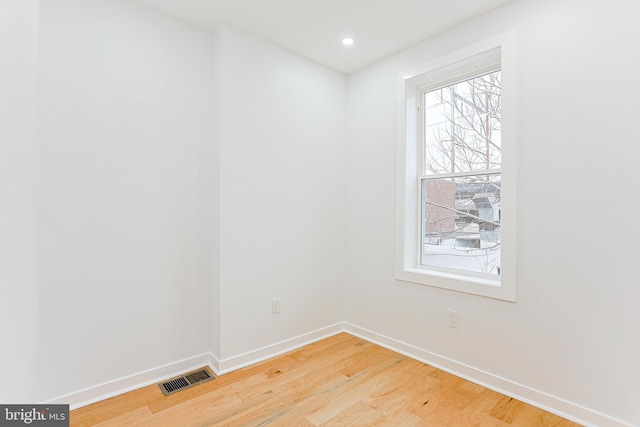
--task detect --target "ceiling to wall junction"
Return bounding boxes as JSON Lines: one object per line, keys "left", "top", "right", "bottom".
{"left": 134, "top": 0, "right": 514, "bottom": 74}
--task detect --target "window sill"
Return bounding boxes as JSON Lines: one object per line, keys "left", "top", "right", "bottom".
{"left": 396, "top": 266, "right": 515, "bottom": 302}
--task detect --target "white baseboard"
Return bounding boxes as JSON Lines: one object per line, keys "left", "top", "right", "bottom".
{"left": 214, "top": 323, "right": 344, "bottom": 374}
{"left": 43, "top": 352, "right": 216, "bottom": 410}
{"left": 343, "top": 322, "right": 631, "bottom": 427}
{"left": 45, "top": 322, "right": 631, "bottom": 427}
{"left": 45, "top": 323, "right": 343, "bottom": 410}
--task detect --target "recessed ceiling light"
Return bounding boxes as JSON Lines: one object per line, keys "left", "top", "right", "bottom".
{"left": 341, "top": 37, "right": 355, "bottom": 46}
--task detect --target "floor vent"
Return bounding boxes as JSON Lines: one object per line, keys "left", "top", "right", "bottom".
{"left": 158, "top": 367, "right": 214, "bottom": 396}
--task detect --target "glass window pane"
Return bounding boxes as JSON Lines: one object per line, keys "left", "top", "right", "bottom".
{"left": 424, "top": 70, "right": 501, "bottom": 175}
{"left": 421, "top": 174, "right": 501, "bottom": 275}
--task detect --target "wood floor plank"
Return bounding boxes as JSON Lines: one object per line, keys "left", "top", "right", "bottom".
{"left": 251, "top": 358, "right": 409, "bottom": 425}
{"left": 151, "top": 389, "right": 275, "bottom": 426}
{"left": 84, "top": 407, "right": 152, "bottom": 427}
{"left": 70, "top": 388, "right": 161, "bottom": 427}
{"left": 319, "top": 400, "right": 377, "bottom": 426}
{"left": 235, "top": 338, "right": 366, "bottom": 401}
{"left": 490, "top": 395, "right": 527, "bottom": 423}
{"left": 303, "top": 357, "right": 417, "bottom": 425}
{"left": 408, "top": 375, "right": 466, "bottom": 421}
{"left": 363, "top": 366, "right": 443, "bottom": 423}
{"left": 480, "top": 416, "right": 512, "bottom": 427}
{"left": 265, "top": 357, "right": 411, "bottom": 426}
{"left": 70, "top": 333, "right": 583, "bottom": 427}
{"left": 220, "top": 340, "right": 385, "bottom": 425}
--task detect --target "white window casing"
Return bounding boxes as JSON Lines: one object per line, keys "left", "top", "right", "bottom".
{"left": 395, "top": 30, "right": 517, "bottom": 301}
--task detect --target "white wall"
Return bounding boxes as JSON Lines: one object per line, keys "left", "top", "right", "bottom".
{"left": 344, "top": 0, "right": 640, "bottom": 425}
{"left": 29, "top": 0, "right": 347, "bottom": 405}
{"left": 36, "top": 0, "right": 214, "bottom": 402}
{"left": 215, "top": 26, "right": 347, "bottom": 362}
{"left": 202, "top": 29, "right": 223, "bottom": 360}
{"left": 0, "top": 0, "right": 39, "bottom": 403}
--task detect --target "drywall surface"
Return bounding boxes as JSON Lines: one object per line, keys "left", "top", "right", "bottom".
{"left": 202, "top": 29, "right": 223, "bottom": 361}
{"left": 344, "top": 0, "right": 640, "bottom": 424}
{"left": 36, "top": 0, "right": 214, "bottom": 401}
{"left": 215, "top": 26, "right": 347, "bottom": 361}
{"left": 0, "top": 0, "right": 39, "bottom": 403}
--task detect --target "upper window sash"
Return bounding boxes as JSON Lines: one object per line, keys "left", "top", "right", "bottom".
{"left": 419, "top": 66, "right": 502, "bottom": 177}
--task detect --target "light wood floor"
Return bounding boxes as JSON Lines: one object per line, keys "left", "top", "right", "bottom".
{"left": 71, "top": 333, "right": 581, "bottom": 426}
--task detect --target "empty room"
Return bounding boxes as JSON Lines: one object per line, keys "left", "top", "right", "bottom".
{"left": 1, "top": 0, "right": 639, "bottom": 426}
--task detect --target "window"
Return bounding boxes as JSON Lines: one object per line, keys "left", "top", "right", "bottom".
{"left": 395, "top": 31, "right": 517, "bottom": 301}
{"left": 421, "top": 70, "right": 502, "bottom": 277}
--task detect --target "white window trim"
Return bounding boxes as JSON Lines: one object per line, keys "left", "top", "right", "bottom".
{"left": 395, "top": 30, "right": 517, "bottom": 301}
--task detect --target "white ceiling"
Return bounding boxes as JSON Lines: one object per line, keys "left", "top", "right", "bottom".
{"left": 134, "top": 0, "right": 514, "bottom": 74}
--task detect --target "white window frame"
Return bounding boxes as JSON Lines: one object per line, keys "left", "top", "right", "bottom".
{"left": 395, "top": 31, "right": 517, "bottom": 301}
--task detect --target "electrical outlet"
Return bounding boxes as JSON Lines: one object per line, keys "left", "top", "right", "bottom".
{"left": 448, "top": 310, "right": 460, "bottom": 329}
{"left": 272, "top": 298, "right": 281, "bottom": 314}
